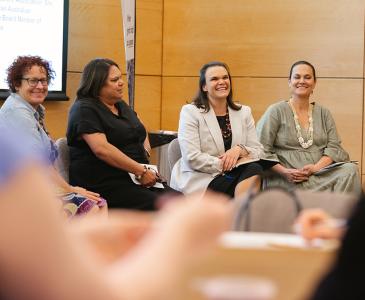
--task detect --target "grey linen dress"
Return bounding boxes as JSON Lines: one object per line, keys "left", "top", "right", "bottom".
{"left": 256, "top": 101, "right": 360, "bottom": 193}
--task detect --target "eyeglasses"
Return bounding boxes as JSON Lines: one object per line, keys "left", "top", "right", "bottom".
{"left": 21, "top": 78, "right": 49, "bottom": 87}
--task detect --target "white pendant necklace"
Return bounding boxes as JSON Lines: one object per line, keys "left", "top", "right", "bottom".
{"left": 288, "top": 99, "right": 313, "bottom": 149}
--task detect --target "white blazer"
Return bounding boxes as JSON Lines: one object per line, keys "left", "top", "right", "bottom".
{"left": 170, "top": 103, "right": 264, "bottom": 195}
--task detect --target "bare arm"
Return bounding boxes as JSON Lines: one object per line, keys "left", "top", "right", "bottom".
{"left": 143, "top": 136, "right": 152, "bottom": 159}
{"left": 138, "top": 118, "right": 151, "bottom": 159}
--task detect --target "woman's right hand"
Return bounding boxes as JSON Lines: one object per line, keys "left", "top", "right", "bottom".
{"left": 219, "top": 146, "right": 242, "bottom": 172}
{"left": 139, "top": 169, "right": 158, "bottom": 187}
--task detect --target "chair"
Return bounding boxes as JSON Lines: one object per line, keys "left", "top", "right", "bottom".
{"left": 54, "top": 137, "right": 70, "bottom": 182}
{"left": 166, "top": 138, "right": 181, "bottom": 184}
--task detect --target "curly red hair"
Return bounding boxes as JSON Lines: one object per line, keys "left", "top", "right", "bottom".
{"left": 6, "top": 56, "right": 55, "bottom": 92}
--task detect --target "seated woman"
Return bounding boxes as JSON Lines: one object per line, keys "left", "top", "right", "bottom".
{"left": 256, "top": 60, "right": 360, "bottom": 194}
{"left": 67, "top": 58, "right": 178, "bottom": 210}
{"left": 0, "top": 55, "right": 106, "bottom": 217}
{"left": 170, "top": 61, "right": 271, "bottom": 198}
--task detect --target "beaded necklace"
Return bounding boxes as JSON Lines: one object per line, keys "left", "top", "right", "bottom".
{"left": 288, "top": 99, "right": 313, "bottom": 149}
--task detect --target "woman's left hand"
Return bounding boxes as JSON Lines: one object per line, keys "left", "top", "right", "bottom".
{"left": 71, "top": 186, "right": 101, "bottom": 202}
{"left": 301, "top": 164, "right": 316, "bottom": 176}
{"left": 219, "top": 146, "right": 241, "bottom": 172}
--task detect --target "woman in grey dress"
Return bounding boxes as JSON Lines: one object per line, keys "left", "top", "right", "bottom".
{"left": 256, "top": 61, "right": 360, "bottom": 193}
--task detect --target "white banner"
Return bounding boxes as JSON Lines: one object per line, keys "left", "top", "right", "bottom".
{"left": 121, "top": 0, "right": 136, "bottom": 108}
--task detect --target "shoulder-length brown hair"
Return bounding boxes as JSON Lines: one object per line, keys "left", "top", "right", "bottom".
{"left": 76, "top": 58, "right": 119, "bottom": 100}
{"left": 192, "top": 61, "right": 241, "bottom": 112}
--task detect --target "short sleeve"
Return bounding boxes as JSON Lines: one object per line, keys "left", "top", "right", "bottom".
{"left": 67, "top": 100, "right": 105, "bottom": 145}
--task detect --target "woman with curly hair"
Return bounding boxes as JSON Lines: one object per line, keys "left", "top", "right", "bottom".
{"left": 0, "top": 55, "right": 107, "bottom": 217}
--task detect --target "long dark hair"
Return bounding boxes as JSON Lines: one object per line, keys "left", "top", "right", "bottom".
{"left": 192, "top": 61, "right": 241, "bottom": 112}
{"left": 76, "top": 58, "right": 119, "bottom": 100}
{"left": 289, "top": 60, "right": 317, "bottom": 81}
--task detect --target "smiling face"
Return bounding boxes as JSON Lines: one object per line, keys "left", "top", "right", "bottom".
{"left": 203, "top": 66, "right": 231, "bottom": 102}
{"left": 16, "top": 65, "right": 48, "bottom": 108}
{"left": 288, "top": 64, "right": 316, "bottom": 98}
{"left": 99, "top": 65, "right": 124, "bottom": 104}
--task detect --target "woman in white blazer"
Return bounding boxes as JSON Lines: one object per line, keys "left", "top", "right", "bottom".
{"left": 170, "top": 61, "right": 266, "bottom": 197}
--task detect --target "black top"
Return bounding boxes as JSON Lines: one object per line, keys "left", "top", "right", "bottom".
{"left": 311, "top": 193, "right": 365, "bottom": 299}
{"left": 216, "top": 115, "right": 232, "bottom": 152}
{"left": 67, "top": 98, "right": 148, "bottom": 188}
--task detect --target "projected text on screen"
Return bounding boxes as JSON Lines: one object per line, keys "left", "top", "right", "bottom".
{"left": 0, "top": 0, "right": 66, "bottom": 93}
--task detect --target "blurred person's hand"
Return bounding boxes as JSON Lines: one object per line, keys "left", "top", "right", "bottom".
{"left": 154, "top": 191, "right": 232, "bottom": 253}
{"left": 295, "top": 208, "right": 345, "bottom": 241}
{"left": 69, "top": 211, "right": 154, "bottom": 263}
{"left": 106, "top": 191, "right": 233, "bottom": 300}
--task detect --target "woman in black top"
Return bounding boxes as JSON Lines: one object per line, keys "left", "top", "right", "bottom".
{"left": 67, "top": 58, "right": 177, "bottom": 210}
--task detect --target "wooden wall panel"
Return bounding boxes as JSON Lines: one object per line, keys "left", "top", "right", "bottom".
{"left": 161, "top": 77, "right": 196, "bottom": 130}
{"left": 161, "top": 77, "right": 362, "bottom": 167}
{"left": 134, "top": 75, "right": 161, "bottom": 130}
{"left": 136, "top": 0, "right": 163, "bottom": 75}
{"left": 163, "top": 0, "right": 364, "bottom": 77}
{"left": 68, "top": 0, "right": 162, "bottom": 74}
{"left": 68, "top": 0, "right": 125, "bottom": 72}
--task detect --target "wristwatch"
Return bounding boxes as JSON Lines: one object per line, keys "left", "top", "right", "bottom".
{"left": 135, "top": 165, "right": 148, "bottom": 181}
